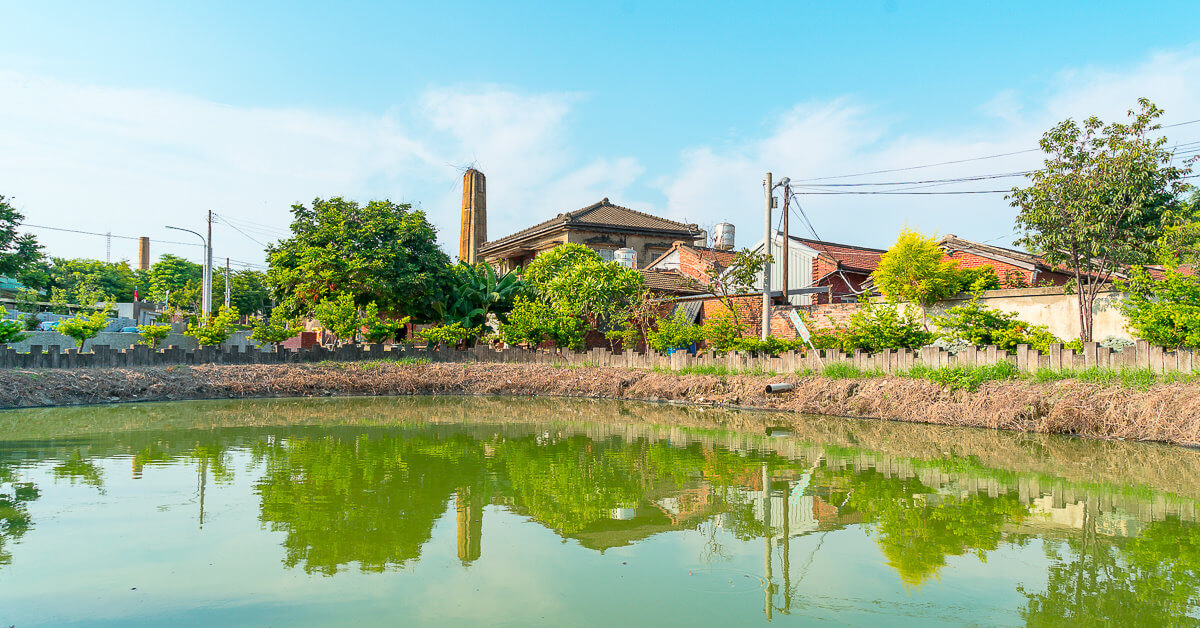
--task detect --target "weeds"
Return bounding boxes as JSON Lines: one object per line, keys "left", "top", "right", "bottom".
{"left": 820, "top": 363, "right": 885, "bottom": 379}
{"left": 650, "top": 364, "right": 778, "bottom": 377}
{"left": 903, "top": 361, "right": 1021, "bottom": 391}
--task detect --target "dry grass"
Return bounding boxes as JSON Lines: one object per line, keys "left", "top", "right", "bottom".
{"left": 0, "top": 362, "right": 1199, "bottom": 447}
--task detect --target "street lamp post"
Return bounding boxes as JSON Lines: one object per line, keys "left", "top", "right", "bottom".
{"left": 165, "top": 224, "right": 211, "bottom": 318}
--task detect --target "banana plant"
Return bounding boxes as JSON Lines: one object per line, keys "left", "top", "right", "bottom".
{"left": 437, "top": 262, "right": 526, "bottom": 332}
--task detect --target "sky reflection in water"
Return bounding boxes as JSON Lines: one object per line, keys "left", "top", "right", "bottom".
{"left": 0, "top": 397, "right": 1198, "bottom": 626}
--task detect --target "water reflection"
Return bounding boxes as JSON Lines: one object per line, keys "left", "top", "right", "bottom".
{"left": 0, "top": 397, "right": 1198, "bottom": 624}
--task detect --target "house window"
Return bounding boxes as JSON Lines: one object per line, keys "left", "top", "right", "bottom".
{"left": 595, "top": 248, "right": 615, "bottom": 261}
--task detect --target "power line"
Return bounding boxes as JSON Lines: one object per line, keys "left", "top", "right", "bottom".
{"left": 18, "top": 222, "right": 268, "bottom": 269}
{"left": 214, "top": 214, "right": 270, "bottom": 248}
{"left": 794, "top": 188, "right": 1011, "bottom": 195}
{"left": 796, "top": 119, "right": 1200, "bottom": 184}
{"left": 796, "top": 169, "right": 1033, "bottom": 187}
{"left": 794, "top": 149, "right": 1039, "bottom": 183}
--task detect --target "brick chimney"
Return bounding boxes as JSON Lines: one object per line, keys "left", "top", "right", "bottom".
{"left": 459, "top": 169, "right": 487, "bottom": 265}
{"left": 137, "top": 236, "right": 150, "bottom": 270}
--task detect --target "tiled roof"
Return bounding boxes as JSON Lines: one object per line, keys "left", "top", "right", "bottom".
{"left": 638, "top": 269, "right": 706, "bottom": 295}
{"left": 939, "top": 235, "right": 1051, "bottom": 270}
{"left": 645, "top": 242, "right": 739, "bottom": 272}
{"left": 480, "top": 198, "right": 699, "bottom": 253}
{"left": 792, "top": 237, "right": 885, "bottom": 272}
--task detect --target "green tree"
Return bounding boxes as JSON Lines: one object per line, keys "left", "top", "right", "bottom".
{"left": 215, "top": 268, "right": 270, "bottom": 315}
{"left": 45, "top": 258, "right": 138, "bottom": 303}
{"left": 136, "top": 323, "right": 172, "bottom": 349}
{"left": 313, "top": 293, "right": 361, "bottom": 345}
{"left": 1009, "top": 99, "right": 1196, "bottom": 342}
{"left": 437, "top": 263, "right": 525, "bottom": 335}
{"left": 0, "top": 195, "right": 43, "bottom": 280}
{"left": 524, "top": 244, "right": 643, "bottom": 329}
{"left": 1119, "top": 262, "right": 1200, "bottom": 349}
{"left": 0, "top": 306, "right": 31, "bottom": 345}
{"left": 361, "top": 302, "right": 409, "bottom": 344}
{"left": 705, "top": 249, "right": 770, "bottom": 318}
{"left": 267, "top": 197, "right": 452, "bottom": 321}
{"left": 57, "top": 304, "right": 112, "bottom": 349}
{"left": 250, "top": 314, "right": 299, "bottom": 351}
{"left": 186, "top": 305, "right": 239, "bottom": 347}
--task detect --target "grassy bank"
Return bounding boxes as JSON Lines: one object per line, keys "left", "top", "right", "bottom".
{"left": 654, "top": 361, "right": 1200, "bottom": 391}
{"left": 0, "top": 361, "right": 1198, "bottom": 446}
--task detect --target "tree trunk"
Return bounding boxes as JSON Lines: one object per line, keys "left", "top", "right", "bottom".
{"left": 1078, "top": 283, "right": 1094, "bottom": 343}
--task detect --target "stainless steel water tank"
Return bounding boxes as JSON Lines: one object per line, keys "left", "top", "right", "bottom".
{"left": 713, "top": 222, "right": 735, "bottom": 250}
{"left": 614, "top": 247, "right": 637, "bottom": 268}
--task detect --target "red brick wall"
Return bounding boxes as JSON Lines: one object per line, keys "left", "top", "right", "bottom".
{"left": 945, "top": 251, "right": 1074, "bottom": 288}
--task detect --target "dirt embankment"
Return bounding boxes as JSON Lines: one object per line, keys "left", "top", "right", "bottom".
{"left": 1, "top": 362, "right": 1199, "bottom": 446}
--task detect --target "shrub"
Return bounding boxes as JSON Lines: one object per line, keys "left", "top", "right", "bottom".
{"left": 362, "top": 302, "right": 410, "bottom": 344}
{"left": 734, "top": 336, "right": 805, "bottom": 355}
{"left": 647, "top": 310, "right": 705, "bottom": 353}
{"left": 931, "top": 297, "right": 1062, "bottom": 352}
{"left": 137, "top": 323, "right": 171, "bottom": 349}
{"left": 418, "top": 322, "right": 478, "bottom": 349}
{"left": 186, "top": 305, "right": 239, "bottom": 347}
{"left": 57, "top": 304, "right": 112, "bottom": 349}
{"left": 701, "top": 311, "right": 747, "bottom": 354}
{"left": 500, "top": 296, "right": 586, "bottom": 350}
{"left": 23, "top": 313, "right": 39, "bottom": 331}
{"left": 0, "top": 306, "right": 31, "bottom": 345}
{"left": 872, "top": 229, "right": 999, "bottom": 307}
{"left": 840, "top": 300, "right": 933, "bottom": 351}
{"left": 249, "top": 314, "right": 298, "bottom": 350}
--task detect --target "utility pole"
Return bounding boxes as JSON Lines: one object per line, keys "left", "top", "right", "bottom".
{"left": 204, "top": 210, "right": 213, "bottom": 317}
{"left": 105, "top": 232, "right": 112, "bottom": 262}
{"left": 224, "top": 257, "right": 231, "bottom": 308}
{"left": 763, "top": 172, "right": 773, "bottom": 340}
{"left": 781, "top": 179, "right": 790, "bottom": 303}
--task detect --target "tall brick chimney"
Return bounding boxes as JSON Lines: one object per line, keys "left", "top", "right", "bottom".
{"left": 459, "top": 168, "right": 486, "bottom": 265}
{"left": 137, "top": 236, "right": 150, "bottom": 270}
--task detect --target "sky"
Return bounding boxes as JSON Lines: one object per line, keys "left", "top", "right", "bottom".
{"left": 2, "top": 1, "right": 1199, "bottom": 269}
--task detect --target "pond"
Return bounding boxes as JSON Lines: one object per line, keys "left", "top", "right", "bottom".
{"left": 0, "top": 396, "right": 1198, "bottom": 626}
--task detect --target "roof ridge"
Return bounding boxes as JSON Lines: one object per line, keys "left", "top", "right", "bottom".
{"left": 791, "top": 236, "right": 886, "bottom": 253}
{"left": 571, "top": 198, "right": 695, "bottom": 229}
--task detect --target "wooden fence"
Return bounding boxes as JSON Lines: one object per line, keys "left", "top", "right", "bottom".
{"left": 0, "top": 339, "right": 1195, "bottom": 374}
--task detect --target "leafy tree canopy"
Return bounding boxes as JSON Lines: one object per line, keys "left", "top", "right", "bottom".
{"left": 0, "top": 195, "right": 42, "bottom": 279}
{"left": 872, "top": 229, "right": 997, "bottom": 308}
{"left": 1009, "top": 98, "right": 1196, "bottom": 341}
{"left": 267, "top": 197, "right": 452, "bottom": 322}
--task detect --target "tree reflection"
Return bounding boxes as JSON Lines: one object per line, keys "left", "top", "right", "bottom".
{"left": 0, "top": 460, "right": 38, "bottom": 567}
{"left": 1021, "top": 511, "right": 1200, "bottom": 625}
{"left": 821, "top": 468, "right": 1030, "bottom": 586}
{"left": 251, "top": 434, "right": 487, "bottom": 575}
{"left": 52, "top": 450, "right": 105, "bottom": 491}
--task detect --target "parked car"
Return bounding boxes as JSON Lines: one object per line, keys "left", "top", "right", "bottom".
{"left": 120, "top": 326, "right": 139, "bottom": 333}
{"left": 36, "top": 320, "right": 59, "bottom": 331}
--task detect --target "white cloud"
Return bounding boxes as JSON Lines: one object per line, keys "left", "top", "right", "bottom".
{"left": 0, "top": 75, "right": 643, "bottom": 265}
{"left": 660, "top": 45, "right": 1200, "bottom": 250}
{"left": 2, "top": 43, "right": 1198, "bottom": 269}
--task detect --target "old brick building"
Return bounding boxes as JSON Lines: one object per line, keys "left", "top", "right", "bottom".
{"left": 477, "top": 198, "right": 704, "bottom": 272}
{"left": 938, "top": 234, "right": 1073, "bottom": 287}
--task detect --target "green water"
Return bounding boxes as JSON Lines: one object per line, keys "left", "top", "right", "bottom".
{"left": 0, "top": 397, "right": 1198, "bottom": 626}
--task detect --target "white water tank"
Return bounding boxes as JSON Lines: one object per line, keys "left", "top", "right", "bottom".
{"left": 713, "top": 222, "right": 735, "bottom": 250}
{"left": 614, "top": 247, "right": 637, "bottom": 268}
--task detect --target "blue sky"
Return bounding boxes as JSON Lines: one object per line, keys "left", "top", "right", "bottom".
{"left": 2, "top": 1, "right": 1199, "bottom": 267}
